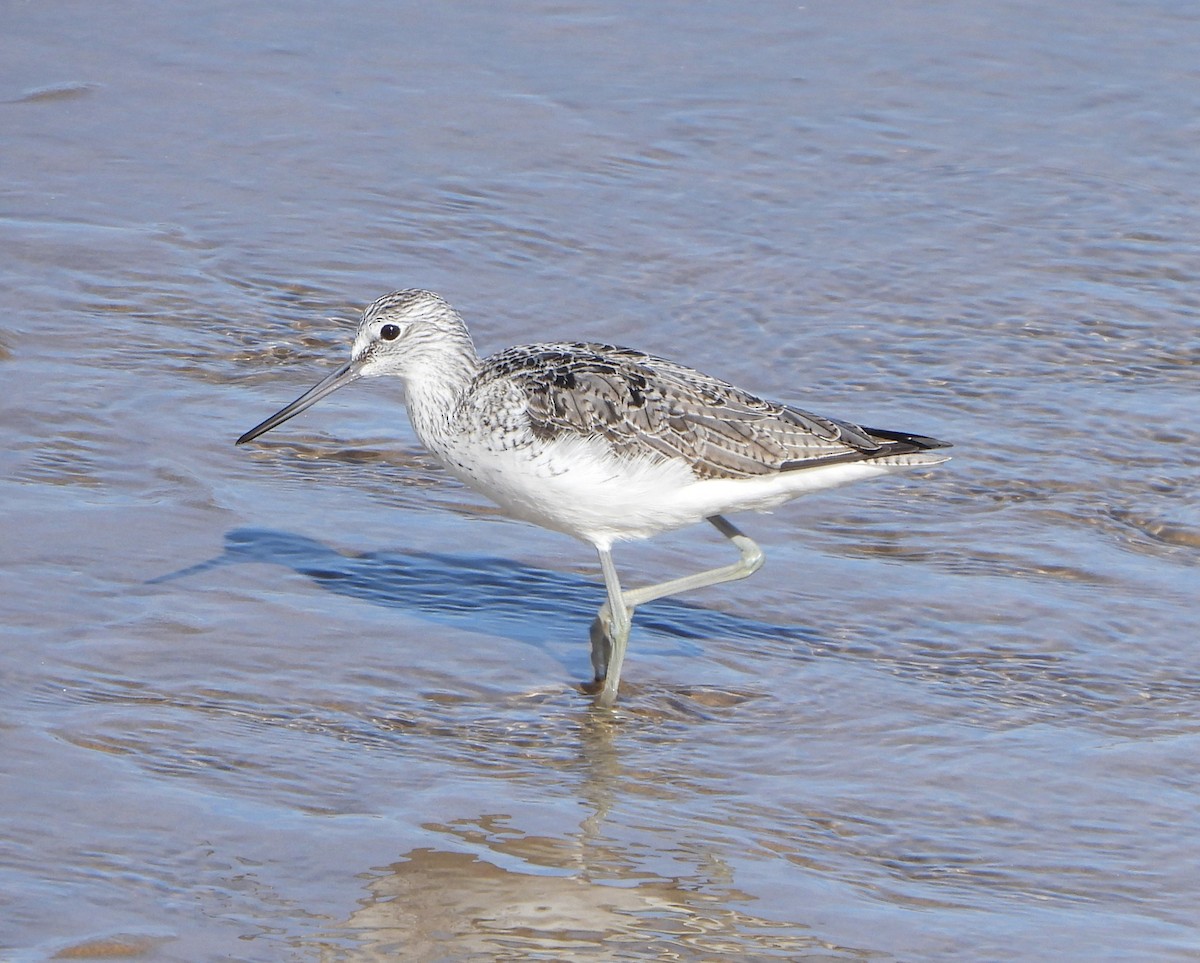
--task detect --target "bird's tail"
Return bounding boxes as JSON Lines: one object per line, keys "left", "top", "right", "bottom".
{"left": 862, "top": 427, "right": 952, "bottom": 467}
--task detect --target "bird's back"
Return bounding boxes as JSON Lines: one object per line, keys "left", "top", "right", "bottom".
{"left": 472, "top": 341, "right": 949, "bottom": 477}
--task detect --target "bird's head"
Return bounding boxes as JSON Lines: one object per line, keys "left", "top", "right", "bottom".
{"left": 236, "top": 289, "right": 474, "bottom": 446}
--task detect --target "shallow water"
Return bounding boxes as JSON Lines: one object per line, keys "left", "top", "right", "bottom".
{"left": 3, "top": 2, "right": 1199, "bottom": 960}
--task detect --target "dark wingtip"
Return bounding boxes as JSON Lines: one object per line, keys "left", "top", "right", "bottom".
{"left": 863, "top": 427, "right": 952, "bottom": 453}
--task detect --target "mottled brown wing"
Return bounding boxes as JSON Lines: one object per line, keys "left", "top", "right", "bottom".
{"left": 484, "top": 342, "right": 890, "bottom": 480}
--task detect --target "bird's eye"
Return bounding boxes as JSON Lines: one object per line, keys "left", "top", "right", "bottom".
{"left": 380, "top": 323, "right": 401, "bottom": 341}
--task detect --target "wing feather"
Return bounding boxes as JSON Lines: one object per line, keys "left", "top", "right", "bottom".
{"left": 476, "top": 342, "right": 944, "bottom": 480}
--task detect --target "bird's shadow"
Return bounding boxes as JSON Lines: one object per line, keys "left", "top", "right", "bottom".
{"left": 152, "top": 528, "right": 816, "bottom": 668}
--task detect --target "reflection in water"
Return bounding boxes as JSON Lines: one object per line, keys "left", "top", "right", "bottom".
{"left": 319, "top": 845, "right": 865, "bottom": 960}
{"left": 313, "top": 712, "right": 865, "bottom": 961}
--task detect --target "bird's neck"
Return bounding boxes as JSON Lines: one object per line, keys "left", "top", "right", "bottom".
{"left": 402, "top": 335, "right": 481, "bottom": 439}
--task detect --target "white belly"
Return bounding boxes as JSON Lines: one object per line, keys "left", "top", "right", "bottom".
{"left": 425, "top": 430, "right": 910, "bottom": 550}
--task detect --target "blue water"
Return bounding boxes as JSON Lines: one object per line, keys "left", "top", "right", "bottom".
{"left": 2, "top": 2, "right": 1198, "bottom": 960}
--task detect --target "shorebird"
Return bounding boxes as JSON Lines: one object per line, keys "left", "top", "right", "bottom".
{"left": 237, "top": 290, "right": 950, "bottom": 706}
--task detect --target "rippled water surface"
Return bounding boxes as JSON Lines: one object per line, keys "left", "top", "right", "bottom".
{"left": 3, "top": 2, "right": 1199, "bottom": 960}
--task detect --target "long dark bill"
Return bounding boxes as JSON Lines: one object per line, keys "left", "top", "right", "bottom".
{"left": 236, "top": 358, "right": 362, "bottom": 445}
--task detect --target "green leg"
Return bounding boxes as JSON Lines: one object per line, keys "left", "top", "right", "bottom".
{"left": 588, "top": 515, "right": 765, "bottom": 706}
